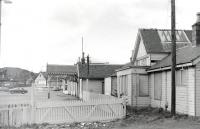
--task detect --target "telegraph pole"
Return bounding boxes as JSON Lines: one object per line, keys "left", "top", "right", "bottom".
{"left": 171, "top": 0, "right": 176, "bottom": 116}
{"left": 81, "top": 36, "right": 85, "bottom": 64}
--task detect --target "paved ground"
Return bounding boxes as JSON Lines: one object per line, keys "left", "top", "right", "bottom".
{"left": 0, "top": 87, "right": 78, "bottom": 104}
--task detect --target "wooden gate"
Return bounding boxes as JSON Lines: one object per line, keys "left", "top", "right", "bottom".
{"left": 0, "top": 95, "right": 126, "bottom": 126}
{"left": 34, "top": 98, "right": 125, "bottom": 124}
{"left": 0, "top": 103, "right": 31, "bottom": 126}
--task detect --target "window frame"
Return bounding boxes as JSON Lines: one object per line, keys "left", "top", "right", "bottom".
{"left": 154, "top": 72, "right": 162, "bottom": 100}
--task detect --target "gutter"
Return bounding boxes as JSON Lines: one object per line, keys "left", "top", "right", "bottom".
{"left": 147, "top": 62, "right": 193, "bottom": 72}
{"left": 116, "top": 65, "right": 150, "bottom": 72}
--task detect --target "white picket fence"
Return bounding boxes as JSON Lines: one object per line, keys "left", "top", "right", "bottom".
{"left": 0, "top": 102, "right": 32, "bottom": 126}
{"left": 0, "top": 93, "right": 126, "bottom": 127}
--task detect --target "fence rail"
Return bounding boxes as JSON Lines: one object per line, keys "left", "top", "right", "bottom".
{"left": 0, "top": 92, "right": 126, "bottom": 127}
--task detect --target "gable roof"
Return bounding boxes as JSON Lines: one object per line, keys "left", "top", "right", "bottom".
{"left": 116, "top": 62, "right": 150, "bottom": 71}
{"left": 149, "top": 45, "right": 200, "bottom": 70}
{"left": 40, "top": 72, "right": 47, "bottom": 79}
{"left": 34, "top": 72, "right": 47, "bottom": 81}
{"left": 47, "top": 64, "right": 77, "bottom": 75}
{"left": 78, "top": 64, "right": 123, "bottom": 79}
{"left": 138, "top": 29, "right": 192, "bottom": 53}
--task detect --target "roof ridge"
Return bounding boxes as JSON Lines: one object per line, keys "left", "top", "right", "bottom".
{"left": 140, "top": 28, "right": 192, "bottom": 31}
{"left": 47, "top": 64, "right": 75, "bottom": 66}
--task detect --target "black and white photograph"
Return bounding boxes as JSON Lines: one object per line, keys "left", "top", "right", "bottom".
{"left": 0, "top": 0, "right": 200, "bottom": 129}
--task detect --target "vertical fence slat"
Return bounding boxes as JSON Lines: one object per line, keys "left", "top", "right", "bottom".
{"left": 0, "top": 92, "right": 125, "bottom": 126}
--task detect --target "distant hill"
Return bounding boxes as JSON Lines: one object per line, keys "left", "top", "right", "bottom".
{"left": 0, "top": 67, "right": 36, "bottom": 83}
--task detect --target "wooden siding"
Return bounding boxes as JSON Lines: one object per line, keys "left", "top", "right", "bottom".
{"left": 117, "top": 68, "right": 150, "bottom": 107}
{"left": 82, "top": 80, "right": 103, "bottom": 94}
{"left": 137, "top": 40, "right": 147, "bottom": 58}
{"left": 188, "top": 68, "right": 195, "bottom": 115}
{"left": 195, "top": 62, "right": 200, "bottom": 116}
{"left": 149, "top": 68, "right": 195, "bottom": 115}
{"left": 127, "top": 74, "right": 132, "bottom": 105}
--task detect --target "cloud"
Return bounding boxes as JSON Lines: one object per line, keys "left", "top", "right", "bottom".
{"left": 1, "top": 0, "right": 200, "bottom": 72}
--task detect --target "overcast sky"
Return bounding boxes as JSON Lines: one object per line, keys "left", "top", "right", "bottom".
{"left": 0, "top": 0, "right": 199, "bottom": 72}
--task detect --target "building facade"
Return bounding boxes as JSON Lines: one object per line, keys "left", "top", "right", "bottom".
{"left": 116, "top": 13, "right": 200, "bottom": 116}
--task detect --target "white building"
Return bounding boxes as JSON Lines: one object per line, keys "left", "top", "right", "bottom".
{"left": 116, "top": 13, "right": 200, "bottom": 116}
{"left": 34, "top": 72, "right": 47, "bottom": 88}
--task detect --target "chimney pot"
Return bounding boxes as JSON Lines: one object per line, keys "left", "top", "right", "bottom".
{"left": 192, "top": 12, "right": 200, "bottom": 47}
{"left": 197, "top": 12, "right": 200, "bottom": 23}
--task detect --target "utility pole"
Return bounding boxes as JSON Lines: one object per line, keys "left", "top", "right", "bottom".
{"left": 87, "top": 55, "right": 89, "bottom": 75}
{"left": 81, "top": 36, "right": 85, "bottom": 64}
{"left": 171, "top": 0, "right": 176, "bottom": 116}
{"left": 86, "top": 55, "right": 90, "bottom": 100}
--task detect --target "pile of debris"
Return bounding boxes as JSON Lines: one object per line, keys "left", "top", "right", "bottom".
{"left": 1, "top": 121, "right": 117, "bottom": 129}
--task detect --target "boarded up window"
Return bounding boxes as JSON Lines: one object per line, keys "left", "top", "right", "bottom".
{"left": 139, "top": 75, "right": 149, "bottom": 96}
{"left": 154, "top": 73, "right": 162, "bottom": 100}
{"left": 111, "top": 77, "right": 117, "bottom": 96}
{"left": 176, "top": 69, "right": 188, "bottom": 87}
{"left": 119, "top": 75, "right": 128, "bottom": 96}
{"left": 122, "top": 75, "right": 128, "bottom": 95}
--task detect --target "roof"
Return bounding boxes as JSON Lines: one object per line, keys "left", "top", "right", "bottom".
{"left": 47, "top": 64, "right": 77, "bottom": 75}
{"left": 116, "top": 62, "right": 150, "bottom": 71}
{"left": 149, "top": 45, "right": 200, "bottom": 70}
{"left": 40, "top": 72, "right": 47, "bottom": 79}
{"left": 78, "top": 64, "right": 123, "bottom": 79}
{"left": 139, "top": 29, "right": 192, "bottom": 53}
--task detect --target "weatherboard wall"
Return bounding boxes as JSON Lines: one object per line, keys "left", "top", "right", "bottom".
{"left": 117, "top": 68, "right": 150, "bottom": 107}
{"left": 195, "top": 62, "right": 200, "bottom": 116}
{"left": 82, "top": 79, "right": 104, "bottom": 94}
{"left": 149, "top": 67, "right": 195, "bottom": 116}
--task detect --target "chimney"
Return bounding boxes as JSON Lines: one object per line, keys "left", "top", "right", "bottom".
{"left": 81, "top": 52, "right": 85, "bottom": 64}
{"left": 192, "top": 12, "right": 200, "bottom": 46}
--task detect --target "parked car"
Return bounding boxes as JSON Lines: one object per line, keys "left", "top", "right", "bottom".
{"left": 52, "top": 86, "right": 61, "bottom": 91}
{"left": 9, "top": 88, "right": 28, "bottom": 94}
{"left": 0, "top": 86, "right": 9, "bottom": 92}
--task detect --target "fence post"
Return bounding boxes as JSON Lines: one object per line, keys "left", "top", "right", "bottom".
{"left": 123, "top": 99, "right": 126, "bottom": 117}
{"left": 8, "top": 107, "right": 13, "bottom": 127}
{"left": 31, "top": 84, "right": 36, "bottom": 124}
{"left": 7, "top": 109, "right": 10, "bottom": 127}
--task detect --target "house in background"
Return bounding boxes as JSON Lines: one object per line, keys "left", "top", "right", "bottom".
{"left": 78, "top": 63, "right": 122, "bottom": 99}
{"left": 34, "top": 72, "right": 47, "bottom": 88}
{"left": 116, "top": 13, "right": 200, "bottom": 116}
{"left": 46, "top": 64, "right": 77, "bottom": 93}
